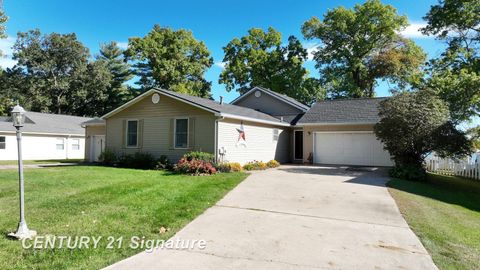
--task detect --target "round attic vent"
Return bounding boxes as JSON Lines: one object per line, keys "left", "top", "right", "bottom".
{"left": 152, "top": 93, "right": 160, "bottom": 104}
{"left": 254, "top": 90, "right": 262, "bottom": 98}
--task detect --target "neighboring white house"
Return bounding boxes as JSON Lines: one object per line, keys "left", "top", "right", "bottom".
{"left": 0, "top": 112, "right": 91, "bottom": 161}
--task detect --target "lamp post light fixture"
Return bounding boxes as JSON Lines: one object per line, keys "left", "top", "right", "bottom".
{"left": 8, "top": 104, "right": 37, "bottom": 240}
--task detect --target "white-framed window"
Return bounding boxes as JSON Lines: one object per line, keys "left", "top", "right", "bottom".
{"left": 71, "top": 139, "right": 80, "bottom": 150}
{"left": 56, "top": 138, "right": 65, "bottom": 150}
{"left": 0, "top": 136, "right": 5, "bottom": 149}
{"left": 174, "top": 118, "right": 189, "bottom": 149}
{"left": 126, "top": 120, "right": 139, "bottom": 147}
{"left": 273, "top": 128, "right": 279, "bottom": 141}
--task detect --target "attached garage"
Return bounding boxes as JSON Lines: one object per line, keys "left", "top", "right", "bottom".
{"left": 313, "top": 132, "right": 392, "bottom": 166}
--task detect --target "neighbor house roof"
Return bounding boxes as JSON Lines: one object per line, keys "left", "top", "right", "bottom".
{"left": 0, "top": 111, "right": 92, "bottom": 135}
{"left": 102, "top": 88, "right": 291, "bottom": 127}
{"left": 297, "top": 97, "right": 387, "bottom": 125}
{"left": 81, "top": 117, "right": 106, "bottom": 127}
{"left": 230, "top": 86, "right": 310, "bottom": 111}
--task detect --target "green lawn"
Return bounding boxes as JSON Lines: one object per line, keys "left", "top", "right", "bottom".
{"left": 0, "top": 166, "right": 247, "bottom": 270}
{"left": 388, "top": 174, "right": 480, "bottom": 270}
{"left": 0, "top": 159, "right": 84, "bottom": 165}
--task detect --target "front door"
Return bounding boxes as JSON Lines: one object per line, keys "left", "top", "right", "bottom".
{"left": 294, "top": 130, "right": 303, "bottom": 160}
{"left": 92, "top": 135, "right": 105, "bottom": 162}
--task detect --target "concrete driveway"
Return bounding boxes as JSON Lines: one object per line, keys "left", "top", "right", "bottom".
{"left": 105, "top": 165, "right": 437, "bottom": 270}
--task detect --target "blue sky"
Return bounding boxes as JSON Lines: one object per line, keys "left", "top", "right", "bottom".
{"left": 1, "top": 0, "right": 446, "bottom": 103}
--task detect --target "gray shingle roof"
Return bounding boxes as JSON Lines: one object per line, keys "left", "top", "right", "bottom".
{"left": 0, "top": 111, "right": 91, "bottom": 135}
{"left": 82, "top": 118, "right": 106, "bottom": 126}
{"left": 253, "top": 86, "right": 310, "bottom": 111}
{"left": 297, "top": 97, "right": 387, "bottom": 124}
{"left": 156, "top": 88, "right": 288, "bottom": 125}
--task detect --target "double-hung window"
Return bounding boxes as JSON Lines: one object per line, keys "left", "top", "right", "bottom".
{"left": 273, "top": 129, "right": 279, "bottom": 141}
{"left": 126, "top": 120, "right": 139, "bottom": 147}
{"left": 56, "top": 138, "right": 65, "bottom": 150}
{"left": 71, "top": 139, "right": 80, "bottom": 150}
{"left": 175, "top": 118, "right": 189, "bottom": 149}
{"left": 0, "top": 136, "right": 5, "bottom": 149}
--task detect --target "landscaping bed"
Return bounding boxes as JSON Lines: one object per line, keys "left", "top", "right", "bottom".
{"left": 388, "top": 174, "right": 480, "bottom": 270}
{"left": 0, "top": 166, "right": 247, "bottom": 270}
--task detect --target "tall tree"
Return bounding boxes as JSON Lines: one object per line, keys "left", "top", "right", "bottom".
{"left": 302, "top": 0, "right": 426, "bottom": 98}
{"left": 220, "top": 27, "right": 324, "bottom": 104}
{"left": 0, "top": 8, "right": 8, "bottom": 56}
{"left": 125, "top": 24, "right": 213, "bottom": 98}
{"left": 0, "top": 29, "right": 114, "bottom": 116}
{"left": 96, "top": 41, "right": 133, "bottom": 112}
{"left": 12, "top": 29, "right": 90, "bottom": 114}
{"left": 422, "top": 0, "right": 480, "bottom": 122}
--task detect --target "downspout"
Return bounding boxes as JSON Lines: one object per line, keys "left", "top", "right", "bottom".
{"left": 214, "top": 116, "right": 225, "bottom": 163}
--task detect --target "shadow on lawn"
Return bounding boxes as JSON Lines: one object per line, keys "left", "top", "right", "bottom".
{"left": 388, "top": 174, "right": 480, "bottom": 213}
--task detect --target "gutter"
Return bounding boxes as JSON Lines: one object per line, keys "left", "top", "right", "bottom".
{"left": 216, "top": 113, "right": 291, "bottom": 127}
{"left": 295, "top": 122, "right": 377, "bottom": 126}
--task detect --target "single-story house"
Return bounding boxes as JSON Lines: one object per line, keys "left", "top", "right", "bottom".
{"left": 83, "top": 86, "right": 393, "bottom": 166}
{"left": 0, "top": 111, "right": 91, "bottom": 161}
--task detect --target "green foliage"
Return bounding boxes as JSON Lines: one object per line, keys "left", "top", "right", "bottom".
{"left": 426, "top": 69, "right": 480, "bottom": 122}
{"left": 156, "top": 155, "right": 171, "bottom": 170}
{"left": 389, "top": 164, "right": 426, "bottom": 181}
{"left": 98, "top": 149, "right": 117, "bottom": 166}
{"left": 117, "top": 152, "right": 157, "bottom": 170}
{"left": 374, "top": 90, "right": 472, "bottom": 169}
{"left": 0, "top": 29, "right": 117, "bottom": 116}
{"left": 183, "top": 151, "right": 215, "bottom": 163}
{"left": 302, "top": 0, "right": 426, "bottom": 98}
{"left": 215, "top": 162, "right": 233, "bottom": 173}
{"left": 0, "top": 9, "right": 7, "bottom": 56}
{"left": 243, "top": 160, "right": 268, "bottom": 171}
{"left": 125, "top": 25, "right": 213, "bottom": 97}
{"left": 219, "top": 27, "right": 325, "bottom": 105}
{"left": 96, "top": 41, "right": 134, "bottom": 113}
{"left": 422, "top": 0, "right": 480, "bottom": 121}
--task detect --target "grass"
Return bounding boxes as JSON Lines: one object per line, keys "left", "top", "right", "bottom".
{"left": 388, "top": 173, "right": 480, "bottom": 270}
{"left": 0, "top": 159, "right": 83, "bottom": 165}
{"left": 0, "top": 166, "right": 247, "bottom": 270}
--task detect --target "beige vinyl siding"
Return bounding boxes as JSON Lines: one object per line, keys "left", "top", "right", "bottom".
{"left": 105, "top": 93, "right": 216, "bottom": 162}
{"left": 302, "top": 124, "right": 375, "bottom": 163}
{"left": 217, "top": 118, "right": 290, "bottom": 164}
{"left": 85, "top": 125, "right": 106, "bottom": 161}
{"left": 233, "top": 91, "right": 304, "bottom": 116}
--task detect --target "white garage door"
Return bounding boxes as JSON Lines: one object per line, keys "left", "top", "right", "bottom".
{"left": 313, "top": 132, "right": 393, "bottom": 166}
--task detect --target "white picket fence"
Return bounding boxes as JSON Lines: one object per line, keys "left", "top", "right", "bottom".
{"left": 425, "top": 156, "right": 480, "bottom": 180}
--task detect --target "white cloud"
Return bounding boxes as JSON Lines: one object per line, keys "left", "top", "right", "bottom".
{"left": 0, "top": 36, "right": 17, "bottom": 69}
{"left": 214, "top": 61, "right": 226, "bottom": 69}
{"left": 116, "top": 41, "right": 128, "bottom": 50}
{"left": 399, "top": 22, "right": 431, "bottom": 39}
{"left": 304, "top": 42, "right": 319, "bottom": 61}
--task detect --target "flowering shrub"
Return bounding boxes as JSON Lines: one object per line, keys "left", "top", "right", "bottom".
{"left": 243, "top": 160, "right": 267, "bottom": 171}
{"left": 174, "top": 158, "right": 217, "bottom": 175}
{"left": 266, "top": 160, "right": 280, "bottom": 168}
{"left": 228, "top": 162, "right": 242, "bottom": 172}
{"left": 215, "top": 162, "right": 243, "bottom": 173}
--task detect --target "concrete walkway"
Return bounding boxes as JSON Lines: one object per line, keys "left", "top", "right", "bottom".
{"left": 105, "top": 165, "right": 438, "bottom": 270}
{"left": 0, "top": 163, "right": 80, "bottom": 170}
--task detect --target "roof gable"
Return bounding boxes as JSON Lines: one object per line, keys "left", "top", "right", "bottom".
{"left": 102, "top": 88, "right": 291, "bottom": 127}
{"left": 230, "top": 87, "right": 310, "bottom": 112}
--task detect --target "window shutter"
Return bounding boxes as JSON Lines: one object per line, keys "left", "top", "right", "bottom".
{"left": 121, "top": 120, "right": 126, "bottom": 148}
{"left": 188, "top": 118, "right": 195, "bottom": 150}
{"left": 169, "top": 118, "right": 174, "bottom": 150}
{"left": 138, "top": 119, "right": 144, "bottom": 149}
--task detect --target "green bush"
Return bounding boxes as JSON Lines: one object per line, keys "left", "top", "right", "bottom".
{"left": 390, "top": 165, "right": 426, "bottom": 181}
{"left": 98, "top": 149, "right": 117, "bottom": 166}
{"left": 156, "top": 155, "right": 171, "bottom": 170}
{"left": 118, "top": 152, "right": 157, "bottom": 170}
{"left": 183, "top": 151, "right": 215, "bottom": 163}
